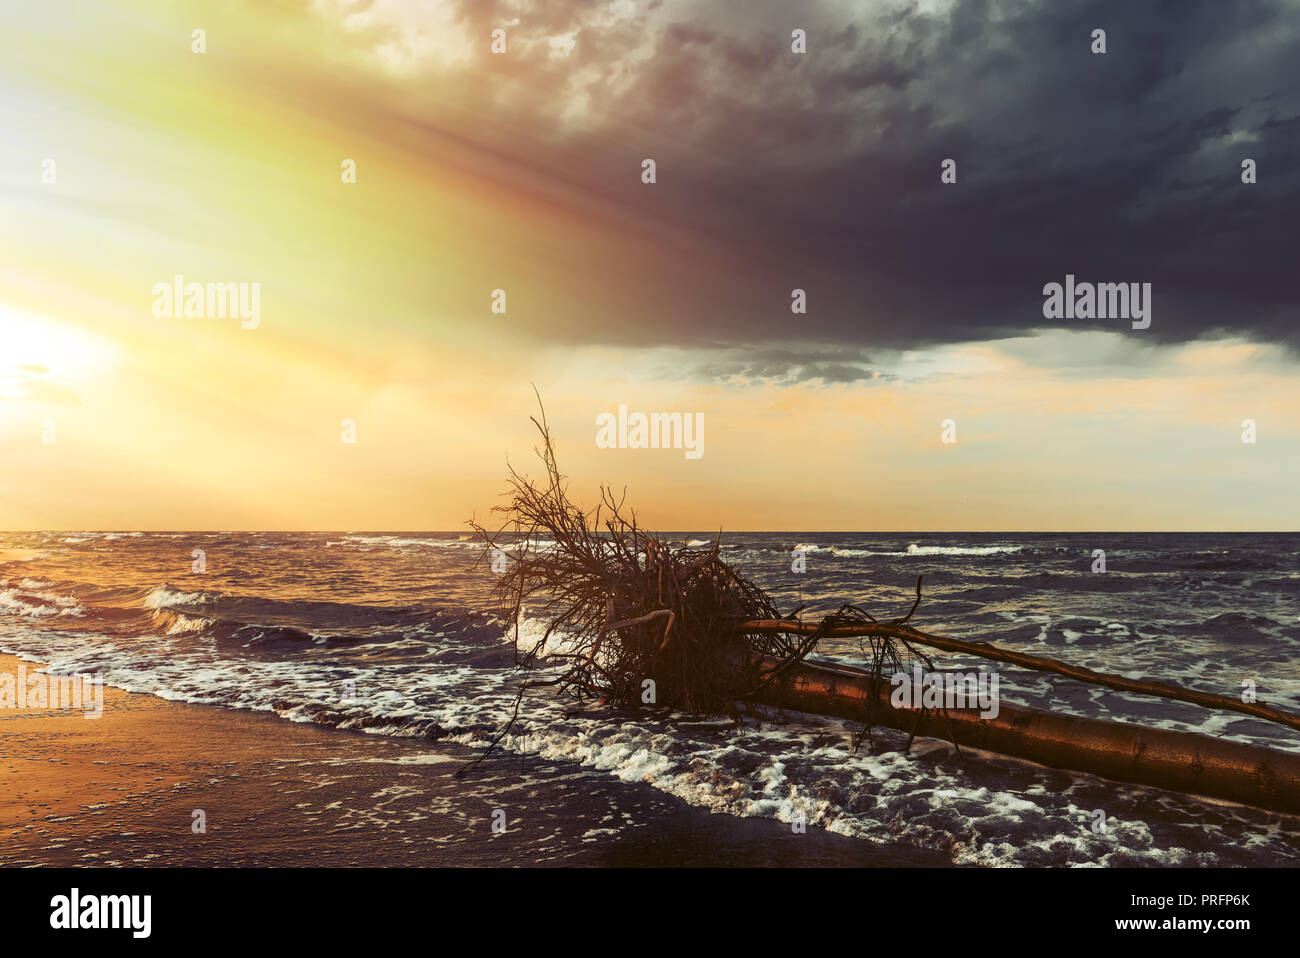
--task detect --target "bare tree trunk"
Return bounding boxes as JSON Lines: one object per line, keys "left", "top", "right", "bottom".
{"left": 742, "top": 652, "right": 1300, "bottom": 815}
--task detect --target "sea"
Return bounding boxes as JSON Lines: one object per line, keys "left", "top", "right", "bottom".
{"left": 2, "top": 530, "right": 1297, "bottom": 866}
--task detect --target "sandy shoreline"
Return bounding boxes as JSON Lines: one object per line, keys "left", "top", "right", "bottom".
{"left": 0, "top": 653, "right": 947, "bottom": 866}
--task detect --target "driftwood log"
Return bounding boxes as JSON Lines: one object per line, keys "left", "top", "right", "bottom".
{"left": 743, "top": 652, "right": 1300, "bottom": 816}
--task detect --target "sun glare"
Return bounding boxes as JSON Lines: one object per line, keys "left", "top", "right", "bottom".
{"left": 1, "top": 305, "right": 116, "bottom": 380}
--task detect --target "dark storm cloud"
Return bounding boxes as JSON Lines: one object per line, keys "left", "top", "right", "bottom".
{"left": 690, "top": 345, "right": 883, "bottom": 384}
{"left": 331, "top": 0, "right": 1300, "bottom": 355}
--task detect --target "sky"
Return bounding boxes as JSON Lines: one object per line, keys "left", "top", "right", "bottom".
{"left": 1, "top": 0, "right": 1298, "bottom": 531}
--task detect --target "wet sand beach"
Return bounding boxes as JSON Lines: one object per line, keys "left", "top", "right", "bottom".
{"left": 0, "top": 654, "right": 947, "bottom": 867}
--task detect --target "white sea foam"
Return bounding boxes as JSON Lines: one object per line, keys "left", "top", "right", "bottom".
{"left": 342, "top": 535, "right": 478, "bottom": 550}
{"left": 826, "top": 544, "right": 1022, "bottom": 557}
{"left": 142, "top": 585, "right": 220, "bottom": 609}
{"left": 905, "top": 543, "right": 1020, "bottom": 556}
{"left": 152, "top": 610, "right": 213, "bottom": 635}
{"left": 0, "top": 587, "right": 85, "bottom": 618}
{"left": 511, "top": 614, "right": 583, "bottom": 658}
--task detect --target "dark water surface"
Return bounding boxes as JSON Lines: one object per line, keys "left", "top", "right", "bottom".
{"left": 2, "top": 531, "right": 1297, "bottom": 865}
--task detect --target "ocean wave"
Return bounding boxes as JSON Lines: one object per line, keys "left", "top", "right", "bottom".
{"left": 904, "top": 544, "right": 1021, "bottom": 556}
{"left": 146, "top": 606, "right": 320, "bottom": 647}
{"left": 340, "top": 535, "right": 486, "bottom": 550}
{"left": 824, "top": 544, "right": 1022, "bottom": 558}
{"left": 142, "top": 584, "right": 223, "bottom": 609}
{"left": 509, "top": 614, "right": 583, "bottom": 658}
{"left": 0, "top": 586, "right": 86, "bottom": 618}
{"left": 150, "top": 609, "right": 214, "bottom": 635}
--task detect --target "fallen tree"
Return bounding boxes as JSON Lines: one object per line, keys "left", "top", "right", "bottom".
{"left": 745, "top": 652, "right": 1300, "bottom": 815}
{"left": 468, "top": 402, "right": 1300, "bottom": 814}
